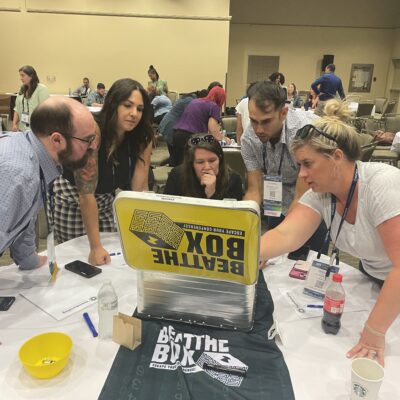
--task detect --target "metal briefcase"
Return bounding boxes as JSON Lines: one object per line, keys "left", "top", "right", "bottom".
{"left": 113, "top": 191, "right": 260, "bottom": 331}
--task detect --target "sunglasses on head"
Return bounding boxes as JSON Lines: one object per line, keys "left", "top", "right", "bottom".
{"left": 296, "top": 124, "right": 338, "bottom": 143}
{"left": 190, "top": 134, "right": 215, "bottom": 146}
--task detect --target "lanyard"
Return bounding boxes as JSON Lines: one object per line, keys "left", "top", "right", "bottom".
{"left": 318, "top": 164, "right": 359, "bottom": 262}
{"left": 22, "top": 97, "right": 30, "bottom": 114}
{"left": 111, "top": 142, "right": 133, "bottom": 190}
{"left": 263, "top": 143, "right": 286, "bottom": 175}
{"left": 39, "top": 167, "right": 55, "bottom": 233}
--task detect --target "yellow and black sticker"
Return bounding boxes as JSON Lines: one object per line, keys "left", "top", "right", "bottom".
{"left": 115, "top": 197, "right": 259, "bottom": 285}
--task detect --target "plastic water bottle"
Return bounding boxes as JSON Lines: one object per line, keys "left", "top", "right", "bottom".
{"left": 321, "top": 273, "right": 345, "bottom": 335}
{"left": 98, "top": 280, "right": 118, "bottom": 339}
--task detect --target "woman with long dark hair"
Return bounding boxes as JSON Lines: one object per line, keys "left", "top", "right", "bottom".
{"left": 164, "top": 133, "right": 242, "bottom": 200}
{"left": 12, "top": 65, "right": 49, "bottom": 131}
{"left": 52, "top": 78, "right": 154, "bottom": 265}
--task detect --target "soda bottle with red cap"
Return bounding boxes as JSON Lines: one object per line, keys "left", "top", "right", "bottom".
{"left": 322, "top": 273, "right": 345, "bottom": 335}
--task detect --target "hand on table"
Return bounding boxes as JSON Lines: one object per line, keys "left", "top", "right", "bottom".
{"left": 88, "top": 246, "right": 111, "bottom": 266}
{"left": 201, "top": 172, "right": 217, "bottom": 198}
{"left": 346, "top": 325, "right": 385, "bottom": 367}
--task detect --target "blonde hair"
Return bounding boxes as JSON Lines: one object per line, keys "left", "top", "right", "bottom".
{"left": 291, "top": 99, "right": 360, "bottom": 161}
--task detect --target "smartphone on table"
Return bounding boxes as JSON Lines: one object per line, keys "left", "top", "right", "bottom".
{"left": 0, "top": 296, "right": 16, "bottom": 311}
{"left": 64, "top": 260, "right": 102, "bottom": 278}
{"left": 289, "top": 260, "right": 311, "bottom": 280}
{"left": 287, "top": 245, "right": 310, "bottom": 261}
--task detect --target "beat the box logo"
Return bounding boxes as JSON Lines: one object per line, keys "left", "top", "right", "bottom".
{"left": 150, "top": 325, "right": 248, "bottom": 387}
{"left": 129, "top": 209, "right": 246, "bottom": 277}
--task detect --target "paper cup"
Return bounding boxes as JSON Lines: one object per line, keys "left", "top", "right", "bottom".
{"left": 351, "top": 358, "right": 384, "bottom": 399}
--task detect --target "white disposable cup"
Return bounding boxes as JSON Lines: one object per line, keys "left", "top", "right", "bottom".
{"left": 351, "top": 358, "right": 384, "bottom": 399}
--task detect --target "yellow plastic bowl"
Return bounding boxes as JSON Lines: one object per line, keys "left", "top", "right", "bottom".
{"left": 19, "top": 332, "right": 73, "bottom": 379}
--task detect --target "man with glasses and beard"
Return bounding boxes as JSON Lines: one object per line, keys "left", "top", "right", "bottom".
{"left": 0, "top": 96, "right": 96, "bottom": 270}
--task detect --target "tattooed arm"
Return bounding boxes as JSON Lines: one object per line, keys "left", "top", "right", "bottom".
{"left": 74, "top": 129, "right": 111, "bottom": 266}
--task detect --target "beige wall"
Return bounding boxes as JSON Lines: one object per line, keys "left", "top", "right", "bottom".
{"left": 0, "top": 0, "right": 230, "bottom": 94}
{"left": 392, "top": 28, "right": 400, "bottom": 58}
{"left": 226, "top": 24, "right": 395, "bottom": 106}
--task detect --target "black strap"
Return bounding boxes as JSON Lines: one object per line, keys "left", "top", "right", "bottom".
{"left": 262, "top": 143, "right": 286, "bottom": 175}
{"left": 111, "top": 142, "right": 134, "bottom": 190}
{"left": 39, "top": 167, "right": 55, "bottom": 233}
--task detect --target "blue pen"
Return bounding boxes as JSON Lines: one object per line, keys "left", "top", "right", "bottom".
{"left": 307, "top": 304, "right": 323, "bottom": 308}
{"left": 109, "top": 252, "right": 122, "bottom": 256}
{"left": 83, "top": 312, "right": 98, "bottom": 337}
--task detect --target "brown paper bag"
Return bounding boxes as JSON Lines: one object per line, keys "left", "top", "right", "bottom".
{"left": 112, "top": 312, "right": 142, "bottom": 350}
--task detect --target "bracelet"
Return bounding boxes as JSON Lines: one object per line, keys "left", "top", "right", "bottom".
{"left": 364, "top": 323, "right": 386, "bottom": 337}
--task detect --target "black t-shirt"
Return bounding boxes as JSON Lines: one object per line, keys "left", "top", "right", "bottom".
{"left": 164, "top": 165, "right": 243, "bottom": 200}
{"left": 63, "top": 126, "right": 138, "bottom": 194}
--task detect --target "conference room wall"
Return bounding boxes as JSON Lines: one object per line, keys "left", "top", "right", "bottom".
{"left": 0, "top": 0, "right": 230, "bottom": 94}
{"left": 226, "top": 24, "right": 394, "bottom": 106}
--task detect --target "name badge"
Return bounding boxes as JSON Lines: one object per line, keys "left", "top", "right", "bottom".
{"left": 263, "top": 175, "right": 282, "bottom": 217}
{"left": 303, "top": 255, "right": 339, "bottom": 300}
{"left": 21, "top": 111, "right": 30, "bottom": 125}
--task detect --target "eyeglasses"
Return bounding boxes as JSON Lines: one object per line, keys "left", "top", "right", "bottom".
{"left": 189, "top": 134, "right": 215, "bottom": 146}
{"left": 296, "top": 124, "right": 338, "bottom": 143}
{"left": 70, "top": 134, "right": 96, "bottom": 145}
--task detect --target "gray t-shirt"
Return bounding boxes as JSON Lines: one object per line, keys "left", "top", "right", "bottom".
{"left": 241, "top": 108, "right": 317, "bottom": 214}
{"left": 299, "top": 161, "right": 400, "bottom": 280}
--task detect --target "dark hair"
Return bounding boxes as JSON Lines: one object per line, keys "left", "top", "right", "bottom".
{"left": 148, "top": 65, "right": 159, "bottom": 80}
{"left": 30, "top": 101, "right": 74, "bottom": 139}
{"left": 97, "top": 83, "right": 105, "bottom": 90}
{"left": 207, "top": 81, "right": 223, "bottom": 92}
{"left": 83, "top": 77, "right": 89, "bottom": 82}
{"left": 247, "top": 81, "right": 286, "bottom": 112}
{"left": 96, "top": 78, "right": 153, "bottom": 164}
{"left": 182, "top": 134, "right": 231, "bottom": 198}
{"left": 18, "top": 65, "right": 39, "bottom": 98}
{"left": 326, "top": 64, "right": 335, "bottom": 72}
{"left": 288, "top": 82, "right": 297, "bottom": 96}
{"left": 269, "top": 72, "right": 285, "bottom": 85}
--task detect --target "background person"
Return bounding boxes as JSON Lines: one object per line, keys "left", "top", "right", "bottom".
{"left": 260, "top": 99, "right": 400, "bottom": 367}
{"left": 311, "top": 64, "right": 345, "bottom": 116}
{"left": 86, "top": 83, "right": 106, "bottom": 107}
{"left": 147, "top": 65, "right": 168, "bottom": 98}
{"left": 151, "top": 94, "right": 172, "bottom": 124}
{"left": 287, "top": 83, "right": 302, "bottom": 108}
{"left": 304, "top": 88, "right": 319, "bottom": 111}
{"left": 73, "top": 77, "right": 92, "bottom": 97}
{"left": 172, "top": 86, "right": 230, "bottom": 166}
{"left": 1, "top": 96, "right": 96, "bottom": 269}
{"left": 52, "top": 78, "right": 153, "bottom": 266}
{"left": 164, "top": 133, "right": 243, "bottom": 200}
{"left": 12, "top": 65, "right": 49, "bottom": 131}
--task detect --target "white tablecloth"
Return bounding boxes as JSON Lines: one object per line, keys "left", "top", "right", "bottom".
{"left": 0, "top": 233, "right": 399, "bottom": 399}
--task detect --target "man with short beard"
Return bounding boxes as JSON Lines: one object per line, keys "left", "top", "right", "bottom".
{"left": 0, "top": 96, "right": 96, "bottom": 270}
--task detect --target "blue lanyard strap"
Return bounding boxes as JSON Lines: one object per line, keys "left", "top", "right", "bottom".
{"left": 318, "top": 164, "right": 359, "bottom": 261}
{"left": 39, "top": 167, "right": 55, "bottom": 233}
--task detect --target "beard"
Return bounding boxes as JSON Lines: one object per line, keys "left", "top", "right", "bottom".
{"left": 58, "top": 140, "right": 93, "bottom": 171}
